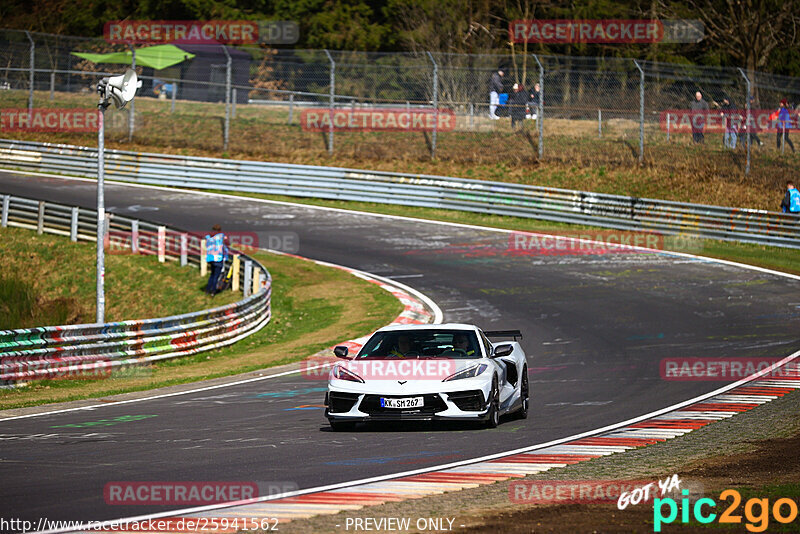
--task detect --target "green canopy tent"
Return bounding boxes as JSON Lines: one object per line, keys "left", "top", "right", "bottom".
{"left": 71, "top": 44, "right": 195, "bottom": 70}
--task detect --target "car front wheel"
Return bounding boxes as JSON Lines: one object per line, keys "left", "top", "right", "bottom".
{"left": 485, "top": 376, "right": 500, "bottom": 428}
{"left": 515, "top": 366, "right": 529, "bottom": 420}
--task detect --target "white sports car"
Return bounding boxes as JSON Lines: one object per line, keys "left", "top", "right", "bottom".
{"left": 324, "top": 324, "right": 529, "bottom": 430}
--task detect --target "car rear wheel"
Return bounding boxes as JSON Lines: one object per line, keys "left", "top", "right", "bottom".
{"left": 485, "top": 377, "right": 500, "bottom": 428}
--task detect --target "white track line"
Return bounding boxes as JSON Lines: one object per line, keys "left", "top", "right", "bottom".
{"left": 34, "top": 348, "right": 800, "bottom": 534}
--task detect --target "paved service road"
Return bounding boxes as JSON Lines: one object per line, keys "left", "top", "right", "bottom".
{"left": 1, "top": 170, "right": 798, "bottom": 526}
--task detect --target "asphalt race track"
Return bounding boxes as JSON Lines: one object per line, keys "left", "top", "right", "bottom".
{"left": 1, "top": 170, "right": 799, "bottom": 528}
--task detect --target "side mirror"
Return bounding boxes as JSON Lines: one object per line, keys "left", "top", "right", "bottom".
{"left": 333, "top": 346, "right": 349, "bottom": 359}
{"left": 493, "top": 344, "right": 513, "bottom": 358}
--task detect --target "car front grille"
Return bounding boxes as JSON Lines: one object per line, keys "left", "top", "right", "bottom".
{"left": 446, "top": 390, "right": 486, "bottom": 411}
{"left": 359, "top": 393, "right": 448, "bottom": 416}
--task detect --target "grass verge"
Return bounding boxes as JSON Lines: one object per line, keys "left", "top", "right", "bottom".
{"left": 0, "top": 231, "right": 403, "bottom": 409}
{"left": 0, "top": 225, "right": 240, "bottom": 328}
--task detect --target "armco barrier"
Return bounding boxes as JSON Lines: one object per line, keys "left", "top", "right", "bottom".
{"left": 0, "top": 138, "right": 797, "bottom": 248}
{"left": 0, "top": 194, "right": 271, "bottom": 385}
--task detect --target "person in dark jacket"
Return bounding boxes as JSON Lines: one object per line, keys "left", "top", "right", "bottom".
{"left": 510, "top": 83, "right": 528, "bottom": 129}
{"left": 781, "top": 181, "right": 800, "bottom": 213}
{"left": 527, "top": 82, "right": 541, "bottom": 119}
{"left": 775, "top": 99, "right": 795, "bottom": 152}
{"left": 741, "top": 95, "right": 764, "bottom": 147}
{"left": 690, "top": 91, "right": 709, "bottom": 144}
{"left": 489, "top": 69, "right": 504, "bottom": 119}
{"left": 720, "top": 97, "right": 738, "bottom": 149}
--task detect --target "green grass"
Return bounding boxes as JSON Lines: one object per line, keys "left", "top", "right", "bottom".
{"left": 0, "top": 246, "right": 403, "bottom": 409}
{"left": 0, "top": 226, "right": 240, "bottom": 329}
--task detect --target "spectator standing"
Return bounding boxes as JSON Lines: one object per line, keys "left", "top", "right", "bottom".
{"left": 690, "top": 91, "right": 709, "bottom": 144}
{"left": 781, "top": 181, "right": 800, "bottom": 213}
{"left": 527, "top": 82, "right": 541, "bottom": 119}
{"left": 720, "top": 97, "right": 738, "bottom": 149}
{"left": 741, "top": 95, "right": 764, "bottom": 147}
{"left": 510, "top": 83, "right": 528, "bottom": 129}
{"left": 204, "top": 224, "right": 228, "bottom": 296}
{"left": 489, "top": 69, "right": 504, "bottom": 120}
{"left": 775, "top": 99, "right": 795, "bottom": 152}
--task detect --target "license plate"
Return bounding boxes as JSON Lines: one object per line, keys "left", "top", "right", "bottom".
{"left": 380, "top": 396, "right": 423, "bottom": 409}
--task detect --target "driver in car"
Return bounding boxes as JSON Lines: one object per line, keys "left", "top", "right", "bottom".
{"left": 452, "top": 334, "right": 476, "bottom": 356}
{"left": 389, "top": 334, "right": 413, "bottom": 358}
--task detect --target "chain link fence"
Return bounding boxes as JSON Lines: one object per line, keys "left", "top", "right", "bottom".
{"left": 2, "top": 28, "right": 800, "bottom": 178}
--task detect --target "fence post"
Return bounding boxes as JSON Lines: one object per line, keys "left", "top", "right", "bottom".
{"left": 243, "top": 259, "right": 252, "bottom": 298}
{"left": 222, "top": 46, "right": 231, "bottom": 151}
{"left": 131, "top": 220, "right": 139, "bottom": 253}
{"left": 25, "top": 31, "right": 34, "bottom": 114}
{"left": 738, "top": 68, "right": 751, "bottom": 175}
{"left": 70, "top": 206, "right": 78, "bottom": 241}
{"left": 180, "top": 233, "right": 188, "bottom": 266}
{"left": 232, "top": 88, "right": 237, "bottom": 118}
{"left": 252, "top": 266, "right": 261, "bottom": 295}
{"left": 324, "top": 49, "right": 335, "bottom": 154}
{"left": 666, "top": 113, "right": 670, "bottom": 142}
{"left": 533, "top": 55, "right": 544, "bottom": 158}
{"left": 128, "top": 45, "right": 135, "bottom": 142}
{"left": 598, "top": 109, "right": 602, "bottom": 138}
{"left": 171, "top": 81, "right": 177, "bottom": 113}
{"left": 288, "top": 93, "right": 294, "bottom": 124}
{"left": 37, "top": 201, "right": 45, "bottom": 234}
{"left": 427, "top": 52, "right": 438, "bottom": 159}
{"left": 158, "top": 226, "right": 166, "bottom": 262}
{"left": 232, "top": 255, "right": 240, "bottom": 291}
{"left": 50, "top": 70, "right": 55, "bottom": 101}
{"left": 2, "top": 195, "right": 9, "bottom": 227}
{"left": 633, "top": 59, "right": 644, "bottom": 164}
{"left": 470, "top": 102, "right": 474, "bottom": 130}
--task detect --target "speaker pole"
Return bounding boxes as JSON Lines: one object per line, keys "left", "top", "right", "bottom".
{"left": 94, "top": 69, "right": 138, "bottom": 324}
{"left": 97, "top": 93, "right": 110, "bottom": 324}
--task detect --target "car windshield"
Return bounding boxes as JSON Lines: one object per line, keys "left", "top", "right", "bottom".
{"left": 356, "top": 330, "right": 482, "bottom": 360}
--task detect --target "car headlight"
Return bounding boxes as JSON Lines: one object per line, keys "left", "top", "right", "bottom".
{"left": 443, "top": 363, "right": 487, "bottom": 382}
{"left": 331, "top": 364, "right": 365, "bottom": 383}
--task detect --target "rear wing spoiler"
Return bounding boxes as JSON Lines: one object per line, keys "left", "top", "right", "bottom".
{"left": 484, "top": 330, "right": 523, "bottom": 341}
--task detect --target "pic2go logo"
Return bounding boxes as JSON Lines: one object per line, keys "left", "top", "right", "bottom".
{"left": 654, "top": 489, "right": 800, "bottom": 533}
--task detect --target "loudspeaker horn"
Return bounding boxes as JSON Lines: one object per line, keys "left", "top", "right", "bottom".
{"left": 104, "top": 69, "right": 141, "bottom": 109}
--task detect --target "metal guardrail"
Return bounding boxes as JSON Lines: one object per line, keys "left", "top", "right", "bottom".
{"left": 0, "top": 138, "right": 798, "bottom": 249}
{"left": 0, "top": 193, "right": 272, "bottom": 385}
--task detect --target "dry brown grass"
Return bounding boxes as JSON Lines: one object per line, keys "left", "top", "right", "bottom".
{"left": 2, "top": 90, "right": 797, "bottom": 211}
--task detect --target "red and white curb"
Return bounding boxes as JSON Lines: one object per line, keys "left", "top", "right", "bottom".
{"left": 90, "top": 360, "right": 799, "bottom": 532}
{"left": 275, "top": 253, "right": 441, "bottom": 363}
{"left": 319, "top": 263, "right": 440, "bottom": 355}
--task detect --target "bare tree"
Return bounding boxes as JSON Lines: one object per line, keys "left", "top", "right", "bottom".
{"left": 660, "top": 0, "right": 799, "bottom": 78}
{"left": 390, "top": 0, "right": 499, "bottom": 55}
